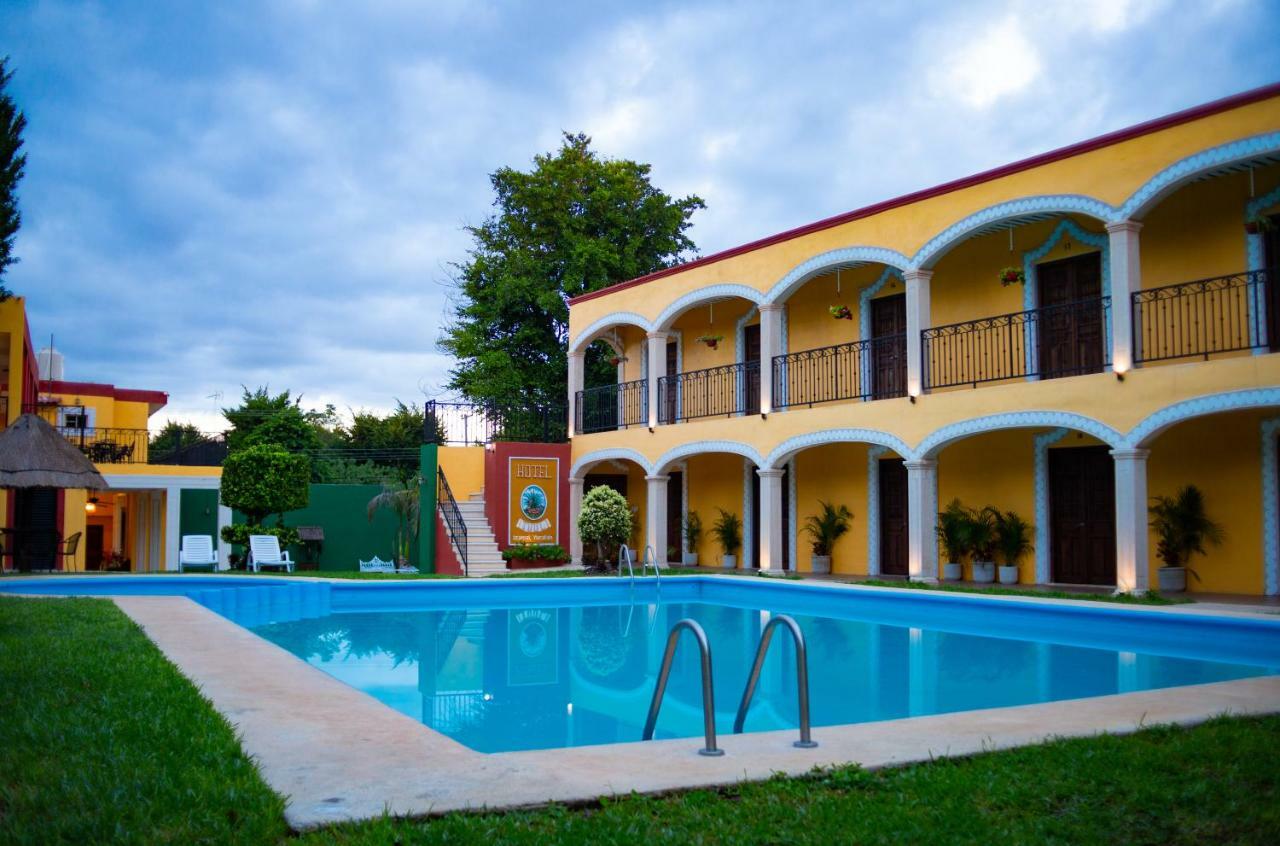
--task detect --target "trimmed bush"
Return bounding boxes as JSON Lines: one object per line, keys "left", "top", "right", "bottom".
{"left": 219, "top": 444, "right": 310, "bottom": 525}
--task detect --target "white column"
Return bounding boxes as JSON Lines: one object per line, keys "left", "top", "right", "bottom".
{"left": 568, "top": 477, "right": 585, "bottom": 566}
{"left": 164, "top": 487, "right": 182, "bottom": 572}
{"left": 757, "top": 468, "right": 786, "bottom": 572}
{"left": 567, "top": 350, "right": 584, "bottom": 437}
{"left": 758, "top": 304, "right": 784, "bottom": 415}
{"left": 1111, "top": 447, "right": 1150, "bottom": 594}
{"left": 904, "top": 459, "right": 938, "bottom": 582}
{"left": 645, "top": 474, "right": 668, "bottom": 566}
{"left": 216, "top": 504, "right": 232, "bottom": 570}
{"left": 904, "top": 269, "right": 932, "bottom": 397}
{"left": 1106, "top": 221, "right": 1142, "bottom": 373}
{"left": 646, "top": 331, "right": 667, "bottom": 428}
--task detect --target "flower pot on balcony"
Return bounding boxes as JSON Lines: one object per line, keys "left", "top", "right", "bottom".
{"left": 810, "top": 554, "right": 832, "bottom": 574}
{"left": 942, "top": 562, "right": 963, "bottom": 581}
{"left": 998, "top": 564, "right": 1019, "bottom": 585}
{"left": 682, "top": 552, "right": 699, "bottom": 566}
{"left": 721, "top": 554, "right": 736, "bottom": 569}
{"left": 1157, "top": 566, "right": 1187, "bottom": 593}
{"left": 971, "top": 561, "right": 996, "bottom": 583}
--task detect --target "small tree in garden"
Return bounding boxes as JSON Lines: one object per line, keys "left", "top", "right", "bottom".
{"left": 219, "top": 444, "right": 310, "bottom": 528}
{"left": 578, "top": 485, "right": 632, "bottom": 569}
{"left": 1149, "top": 485, "right": 1224, "bottom": 579}
{"left": 367, "top": 483, "right": 420, "bottom": 565}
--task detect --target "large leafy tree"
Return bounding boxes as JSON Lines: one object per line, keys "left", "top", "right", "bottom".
{"left": 440, "top": 132, "right": 704, "bottom": 406}
{"left": 222, "top": 386, "right": 321, "bottom": 453}
{"left": 0, "top": 57, "right": 27, "bottom": 299}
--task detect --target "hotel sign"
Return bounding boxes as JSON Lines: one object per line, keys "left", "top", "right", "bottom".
{"left": 508, "top": 457, "right": 559, "bottom": 546}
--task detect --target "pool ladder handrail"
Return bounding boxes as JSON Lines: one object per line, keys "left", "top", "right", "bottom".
{"left": 641, "top": 618, "right": 724, "bottom": 756}
{"left": 733, "top": 614, "right": 818, "bottom": 748}
{"left": 618, "top": 544, "right": 635, "bottom": 578}
{"left": 641, "top": 545, "right": 662, "bottom": 581}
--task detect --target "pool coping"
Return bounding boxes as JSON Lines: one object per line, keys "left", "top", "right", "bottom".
{"left": 8, "top": 578, "right": 1280, "bottom": 830}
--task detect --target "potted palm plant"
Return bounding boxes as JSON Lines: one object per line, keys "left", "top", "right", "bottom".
{"left": 802, "top": 501, "right": 853, "bottom": 574}
{"left": 993, "top": 509, "right": 1032, "bottom": 585}
{"left": 967, "top": 506, "right": 999, "bottom": 583}
{"left": 682, "top": 510, "right": 702, "bottom": 566}
{"left": 936, "top": 499, "right": 969, "bottom": 581}
{"left": 712, "top": 508, "right": 741, "bottom": 568}
{"left": 1149, "top": 485, "right": 1224, "bottom": 593}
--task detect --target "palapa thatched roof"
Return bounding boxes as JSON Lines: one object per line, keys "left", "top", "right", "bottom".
{"left": 0, "top": 414, "right": 109, "bottom": 490}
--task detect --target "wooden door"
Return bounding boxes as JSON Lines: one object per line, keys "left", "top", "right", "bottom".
{"left": 1037, "top": 253, "right": 1104, "bottom": 379}
{"left": 663, "top": 340, "right": 679, "bottom": 422}
{"left": 13, "top": 488, "right": 58, "bottom": 571}
{"left": 1049, "top": 446, "right": 1116, "bottom": 586}
{"left": 1264, "top": 215, "right": 1280, "bottom": 353}
{"left": 750, "top": 465, "right": 790, "bottom": 569}
{"left": 666, "top": 471, "right": 683, "bottom": 560}
{"left": 86, "top": 524, "right": 105, "bottom": 571}
{"left": 743, "top": 324, "right": 761, "bottom": 414}
{"left": 878, "top": 459, "right": 908, "bottom": 576}
{"left": 871, "top": 294, "right": 907, "bottom": 400}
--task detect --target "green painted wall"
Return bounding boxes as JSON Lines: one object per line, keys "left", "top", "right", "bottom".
{"left": 234, "top": 483, "right": 419, "bottom": 571}
{"left": 179, "top": 489, "right": 219, "bottom": 541}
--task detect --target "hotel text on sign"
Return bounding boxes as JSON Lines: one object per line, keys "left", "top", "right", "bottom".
{"left": 508, "top": 457, "right": 559, "bottom": 545}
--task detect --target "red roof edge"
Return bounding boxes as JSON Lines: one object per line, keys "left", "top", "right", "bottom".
{"left": 39, "top": 379, "right": 168, "bottom": 408}
{"left": 570, "top": 80, "right": 1280, "bottom": 306}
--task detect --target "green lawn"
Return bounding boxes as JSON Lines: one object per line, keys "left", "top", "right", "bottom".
{"left": 857, "top": 578, "right": 1187, "bottom": 605}
{"left": 3, "top": 596, "right": 1277, "bottom": 844}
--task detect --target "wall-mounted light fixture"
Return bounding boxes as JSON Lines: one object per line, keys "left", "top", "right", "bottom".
{"left": 85, "top": 497, "right": 99, "bottom": 513}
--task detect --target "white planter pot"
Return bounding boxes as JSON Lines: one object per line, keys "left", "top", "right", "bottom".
{"left": 998, "top": 565, "right": 1019, "bottom": 585}
{"left": 721, "top": 554, "right": 737, "bottom": 569}
{"left": 810, "top": 554, "right": 831, "bottom": 575}
{"left": 942, "top": 562, "right": 963, "bottom": 581}
{"left": 682, "top": 552, "right": 699, "bottom": 566}
{"left": 972, "top": 562, "right": 996, "bottom": 583}
{"left": 1157, "top": 567, "right": 1186, "bottom": 593}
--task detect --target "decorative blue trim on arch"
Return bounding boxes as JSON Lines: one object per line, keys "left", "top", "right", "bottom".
{"left": 764, "top": 246, "right": 910, "bottom": 304}
{"left": 570, "top": 448, "right": 654, "bottom": 478}
{"left": 1033, "top": 428, "right": 1069, "bottom": 583}
{"left": 653, "top": 284, "right": 765, "bottom": 330}
{"left": 764, "top": 428, "right": 913, "bottom": 469}
{"left": 866, "top": 445, "right": 888, "bottom": 576}
{"left": 913, "top": 195, "right": 1116, "bottom": 270}
{"left": 1261, "top": 417, "right": 1280, "bottom": 596}
{"left": 1124, "top": 388, "right": 1280, "bottom": 447}
{"left": 916, "top": 411, "right": 1122, "bottom": 458}
{"left": 1118, "top": 130, "right": 1280, "bottom": 220}
{"left": 654, "top": 440, "right": 766, "bottom": 474}
{"left": 570, "top": 312, "right": 654, "bottom": 354}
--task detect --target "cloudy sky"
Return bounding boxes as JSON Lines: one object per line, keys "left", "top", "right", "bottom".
{"left": 2, "top": 0, "right": 1277, "bottom": 430}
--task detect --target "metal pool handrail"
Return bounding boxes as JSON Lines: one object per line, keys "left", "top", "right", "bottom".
{"left": 618, "top": 544, "right": 635, "bottom": 578}
{"left": 642, "top": 618, "right": 724, "bottom": 756}
{"left": 642, "top": 545, "right": 661, "bottom": 581}
{"left": 733, "top": 614, "right": 818, "bottom": 748}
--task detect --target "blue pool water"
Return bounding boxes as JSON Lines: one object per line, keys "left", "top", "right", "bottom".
{"left": 6, "top": 576, "right": 1279, "bottom": 753}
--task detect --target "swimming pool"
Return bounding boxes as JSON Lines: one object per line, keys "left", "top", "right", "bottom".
{"left": 7, "top": 575, "right": 1279, "bottom": 755}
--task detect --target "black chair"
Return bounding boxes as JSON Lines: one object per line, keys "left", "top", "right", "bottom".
{"left": 59, "top": 531, "right": 82, "bottom": 571}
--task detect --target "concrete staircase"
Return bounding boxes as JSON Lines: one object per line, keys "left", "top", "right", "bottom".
{"left": 447, "top": 490, "right": 506, "bottom": 577}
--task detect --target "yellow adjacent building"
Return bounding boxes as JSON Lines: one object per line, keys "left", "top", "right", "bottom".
{"left": 1, "top": 296, "right": 225, "bottom": 572}
{"left": 565, "top": 83, "right": 1280, "bottom": 596}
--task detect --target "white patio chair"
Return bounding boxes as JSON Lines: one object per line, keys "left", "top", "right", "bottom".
{"left": 248, "top": 534, "right": 294, "bottom": 573}
{"left": 179, "top": 535, "right": 219, "bottom": 572}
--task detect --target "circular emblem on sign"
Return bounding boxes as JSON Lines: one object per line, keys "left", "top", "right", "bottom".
{"left": 520, "top": 484, "right": 547, "bottom": 520}
{"left": 519, "top": 620, "right": 548, "bottom": 657}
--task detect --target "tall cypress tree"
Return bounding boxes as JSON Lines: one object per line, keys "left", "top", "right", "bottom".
{"left": 0, "top": 57, "right": 27, "bottom": 300}
{"left": 440, "top": 132, "right": 704, "bottom": 407}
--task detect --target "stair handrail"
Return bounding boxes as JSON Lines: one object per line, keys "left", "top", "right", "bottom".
{"left": 618, "top": 543, "right": 635, "bottom": 578}
{"left": 733, "top": 614, "right": 817, "bottom": 748}
{"left": 642, "top": 618, "right": 723, "bottom": 756}
{"left": 436, "top": 467, "right": 468, "bottom": 577}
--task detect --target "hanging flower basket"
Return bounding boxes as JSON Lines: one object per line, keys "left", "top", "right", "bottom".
{"left": 1245, "top": 214, "right": 1274, "bottom": 235}
{"left": 999, "top": 266, "right": 1026, "bottom": 287}
{"left": 829, "top": 305, "right": 852, "bottom": 320}
{"left": 696, "top": 334, "right": 724, "bottom": 350}
{"left": 608, "top": 355, "right": 628, "bottom": 367}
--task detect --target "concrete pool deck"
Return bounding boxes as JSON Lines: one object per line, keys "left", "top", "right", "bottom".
{"left": 94, "top": 584, "right": 1280, "bottom": 831}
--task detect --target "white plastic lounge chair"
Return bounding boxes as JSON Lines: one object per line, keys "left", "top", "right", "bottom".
{"left": 358, "top": 556, "right": 395, "bottom": 574}
{"left": 248, "top": 534, "right": 294, "bottom": 573}
{"left": 179, "top": 535, "right": 218, "bottom": 572}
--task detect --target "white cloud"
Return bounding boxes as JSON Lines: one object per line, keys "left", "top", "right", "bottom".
{"left": 928, "top": 16, "right": 1043, "bottom": 109}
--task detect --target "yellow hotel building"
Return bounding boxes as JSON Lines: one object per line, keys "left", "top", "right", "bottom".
{"left": 565, "top": 83, "right": 1280, "bottom": 596}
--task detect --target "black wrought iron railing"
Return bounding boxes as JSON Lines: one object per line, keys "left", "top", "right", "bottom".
{"left": 424, "top": 400, "right": 567, "bottom": 445}
{"left": 575, "top": 379, "right": 647, "bottom": 433}
{"left": 771, "top": 334, "right": 906, "bottom": 408}
{"left": 51, "top": 426, "right": 228, "bottom": 466}
{"left": 923, "top": 296, "right": 1111, "bottom": 390}
{"left": 150, "top": 431, "right": 229, "bottom": 466}
{"left": 437, "top": 466, "right": 468, "bottom": 576}
{"left": 657, "top": 360, "right": 760, "bottom": 423}
{"left": 1132, "top": 269, "right": 1273, "bottom": 364}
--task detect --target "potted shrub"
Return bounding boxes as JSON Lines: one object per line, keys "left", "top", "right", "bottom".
{"left": 999, "top": 266, "right": 1025, "bottom": 286}
{"left": 1149, "top": 485, "right": 1224, "bottom": 593}
{"left": 993, "top": 509, "right": 1032, "bottom": 585}
{"left": 936, "top": 499, "right": 970, "bottom": 581}
{"left": 502, "top": 544, "right": 570, "bottom": 570}
{"left": 967, "top": 506, "right": 999, "bottom": 583}
{"left": 578, "top": 485, "right": 633, "bottom": 571}
{"left": 696, "top": 333, "right": 724, "bottom": 350}
{"left": 802, "top": 500, "right": 853, "bottom": 574}
{"left": 682, "top": 510, "right": 702, "bottom": 566}
{"left": 712, "top": 508, "right": 741, "bottom": 568}
{"left": 829, "top": 305, "right": 852, "bottom": 320}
